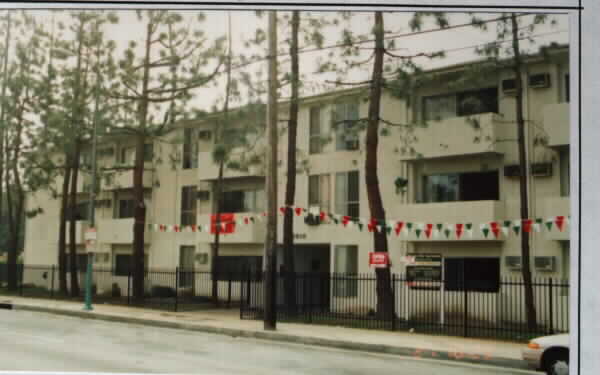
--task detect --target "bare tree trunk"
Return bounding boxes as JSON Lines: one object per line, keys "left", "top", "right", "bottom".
{"left": 263, "top": 10, "right": 278, "bottom": 331}
{"left": 132, "top": 133, "right": 147, "bottom": 300}
{"left": 5, "top": 183, "right": 18, "bottom": 291}
{"left": 366, "top": 12, "right": 394, "bottom": 319}
{"left": 511, "top": 13, "right": 537, "bottom": 332}
{"left": 132, "top": 22, "right": 153, "bottom": 300}
{"left": 0, "top": 11, "right": 11, "bottom": 229}
{"left": 211, "top": 160, "right": 224, "bottom": 307}
{"left": 58, "top": 156, "right": 72, "bottom": 294}
{"left": 282, "top": 10, "right": 300, "bottom": 314}
{"left": 68, "top": 141, "right": 81, "bottom": 297}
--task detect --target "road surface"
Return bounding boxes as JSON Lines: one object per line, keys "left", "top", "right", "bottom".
{"left": 0, "top": 310, "right": 536, "bottom": 375}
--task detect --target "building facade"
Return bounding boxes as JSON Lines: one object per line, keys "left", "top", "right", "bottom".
{"left": 23, "top": 47, "right": 571, "bottom": 296}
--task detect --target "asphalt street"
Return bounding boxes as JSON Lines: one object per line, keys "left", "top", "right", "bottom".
{"left": 0, "top": 309, "right": 538, "bottom": 375}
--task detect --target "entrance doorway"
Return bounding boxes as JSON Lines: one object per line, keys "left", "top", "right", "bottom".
{"left": 179, "top": 246, "right": 195, "bottom": 288}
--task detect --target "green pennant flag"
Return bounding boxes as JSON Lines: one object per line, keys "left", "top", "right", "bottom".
{"left": 513, "top": 225, "right": 521, "bottom": 235}
{"left": 406, "top": 222, "right": 413, "bottom": 231}
{"left": 444, "top": 229, "right": 451, "bottom": 238}
{"left": 503, "top": 220, "right": 511, "bottom": 228}
{"left": 386, "top": 226, "right": 392, "bottom": 235}
{"left": 357, "top": 223, "right": 364, "bottom": 231}
{"left": 333, "top": 218, "right": 339, "bottom": 224}
{"left": 436, "top": 223, "right": 443, "bottom": 231}
{"left": 482, "top": 228, "right": 490, "bottom": 238}
{"left": 545, "top": 221, "right": 553, "bottom": 231}
{"left": 535, "top": 218, "right": 543, "bottom": 225}
{"left": 415, "top": 229, "right": 422, "bottom": 238}
{"left": 466, "top": 223, "right": 472, "bottom": 231}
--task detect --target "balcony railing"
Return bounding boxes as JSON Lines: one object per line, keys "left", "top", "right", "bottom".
{"left": 399, "top": 113, "right": 510, "bottom": 161}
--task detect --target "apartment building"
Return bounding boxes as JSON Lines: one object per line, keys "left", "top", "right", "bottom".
{"left": 23, "top": 46, "right": 571, "bottom": 296}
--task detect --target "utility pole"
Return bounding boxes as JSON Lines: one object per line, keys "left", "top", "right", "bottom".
{"left": 263, "top": 10, "right": 278, "bottom": 331}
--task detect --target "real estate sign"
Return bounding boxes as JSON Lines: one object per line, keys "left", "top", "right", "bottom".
{"left": 369, "top": 252, "right": 390, "bottom": 268}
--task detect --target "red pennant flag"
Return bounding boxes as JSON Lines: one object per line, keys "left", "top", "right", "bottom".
{"left": 244, "top": 217, "right": 250, "bottom": 224}
{"left": 160, "top": 224, "right": 165, "bottom": 232}
{"left": 395, "top": 221, "right": 404, "bottom": 236}
{"left": 279, "top": 206, "right": 287, "bottom": 215}
{"left": 555, "top": 216, "right": 565, "bottom": 231}
{"left": 191, "top": 225, "right": 197, "bottom": 232}
{"left": 368, "top": 219, "right": 377, "bottom": 232}
{"left": 295, "top": 207, "right": 303, "bottom": 216}
{"left": 319, "top": 212, "right": 326, "bottom": 222}
{"left": 490, "top": 222, "right": 500, "bottom": 238}
{"left": 455, "top": 223, "right": 464, "bottom": 239}
{"left": 522, "top": 219, "right": 533, "bottom": 233}
{"left": 342, "top": 216, "right": 350, "bottom": 226}
{"left": 425, "top": 223, "right": 433, "bottom": 238}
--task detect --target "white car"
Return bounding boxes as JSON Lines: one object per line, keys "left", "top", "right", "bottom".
{"left": 522, "top": 333, "right": 569, "bottom": 375}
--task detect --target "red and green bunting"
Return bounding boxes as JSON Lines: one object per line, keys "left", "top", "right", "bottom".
{"left": 145, "top": 206, "right": 570, "bottom": 239}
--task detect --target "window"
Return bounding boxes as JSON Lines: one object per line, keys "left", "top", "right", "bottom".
{"left": 114, "top": 254, "right": 131, "bottom": 277}
{"left": 179, "top": 246, "right": 195, "bottom": 287}
{"left": 444, "top": 257, "right": 500, "bottom": 293}
{"left": 117, "top": 199, "right": 135, "bottom": 219}
{"left": 308, "top": 174, "right": 330, "bottom": 211}
{"left": 181, "top": 186, "right": 197, "bottom": 226}
{"left": 309, "top": 106, "right": 322, "bottom": 154}
{"left": 560, "top": 148, "right": 570, "bottom": 197}
{"left": 335, "top": 171, "right": 359, "bottom": 217}
{"left": 144, "top": 143, "right": 153, "bottom": 162}
{"left": 333, "top": 245, "right": 358, "bottom": 297}
{"left": 422, "top": 87, "right": 498, "bottom": 122}
{"left": 182, "top": 128, "right": 199, "bottom": 169}
{"left": 113, "top": 254, "right": 148, "bottom": 277}
{"left": 221, "top": 189, "right": 265, "bottom": 213}
{"left": 215, "top": 256, "right": 262, "bottom": 281}
{"left": 118, "top": 146, "right": 134, "bottom": 165}
{"left": 422, "top": 171, "right": 499, "bottom": 203}
{"left": 334, "top": 101, "right": 359, "bottom": 151}
{"left": 66, "top": 202, "right": 89, "bottom": 221}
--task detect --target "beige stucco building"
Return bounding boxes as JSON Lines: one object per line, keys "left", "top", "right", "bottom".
{"left": 23, "top": 46, "right": 571, "bottom": 299}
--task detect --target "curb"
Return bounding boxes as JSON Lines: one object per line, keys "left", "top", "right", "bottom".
{"left": 10, "top": 303, "right": 532, "bottom": 372}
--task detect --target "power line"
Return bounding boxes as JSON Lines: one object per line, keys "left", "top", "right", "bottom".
{"left": 230, "top": 13, "right": 533, "bottom": 72}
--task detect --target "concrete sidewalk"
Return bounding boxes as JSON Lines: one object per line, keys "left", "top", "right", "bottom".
{"left": 0, "top": 296, "right": 534, "bottom": 372}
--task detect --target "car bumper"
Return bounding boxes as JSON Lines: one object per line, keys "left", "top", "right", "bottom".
{"left": 522, "top": 348, "right": 543, "bottom": 370}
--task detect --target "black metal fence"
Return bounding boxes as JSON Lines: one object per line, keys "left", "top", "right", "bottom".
{"left": 240, "top": 272, "right": 570, "bottom": 342}
{"left": 0, "top": 264, "right": 246, "bottom": 312}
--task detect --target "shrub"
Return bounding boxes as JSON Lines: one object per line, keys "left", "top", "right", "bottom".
{"left": 151, "top": 286, "right": 176, "bottom": 298}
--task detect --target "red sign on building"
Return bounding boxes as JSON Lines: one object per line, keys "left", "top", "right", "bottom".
{"left": 210, "top": 213, "right": 236, "bottom": 234}
{"left": 369, "top": 252, "right": 390, "bottom": 268}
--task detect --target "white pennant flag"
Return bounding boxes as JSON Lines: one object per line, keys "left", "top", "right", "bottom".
{"left": 376, "top": 225, "right": 382, "bottom": 233}
{"left": 467, "top": 229, "right": 474, "bottom": 238}
{"left": 501, "top": 227, "right": 510, "bottom": 236}
{"left": 533, "top": 223, "right": 541, "bottom": 232}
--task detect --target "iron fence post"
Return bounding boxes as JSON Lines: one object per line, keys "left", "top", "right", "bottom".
{"left": 463, "top": 275, "right": 468, "bottom": 338}
{"left": 175, "top": 267, "right": 179, "bottom": 312}
{"left": 51, "top": 265, "right": 55, "bottom": 298}
{"left": 19, "top": 266, "right": 23, "bottom": 296}
{"left": 308, "top": 273, "right": 313, "bottom": 324}
{"left": 127, "top": 268, "right": 131, "bottom": 305}
{"left": 549, "top": 278, "right": 554, "bottom": 335}
{"left": 391, "top": 273, "right": 396, "bottom": 331}
{"left": 228, "top": 272, "right": 232, "bottom": 308}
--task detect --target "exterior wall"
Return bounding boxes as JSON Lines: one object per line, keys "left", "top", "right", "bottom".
{"left": 22, "top": 49, "right": 570, "bottom": 289}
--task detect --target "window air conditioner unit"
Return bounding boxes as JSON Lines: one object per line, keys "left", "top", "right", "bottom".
{"left": 197, "top": 190, "right": 210, "bottom": 201}
{"left": 531, "top": 162, "right": 553, "bottom": 177}
{"left": 304, "top": 205, "right": 321, "bottom": 226}
{"left": 534, "top": 256, "right": 556, "bottom": 272}
{"left": 501, "top": 78, "right": 517, "bottom": 95}
{"left": 505, "top": 256, "right": 522, "bottom": 270}
{"left": 504, "top": 164, "right": 521, "bottom": 178}
{"left": 528, "top": 73, "right": 551, "bottom": 89}
{"left": 198, "top": 130, "right": 212, "bottom": 140}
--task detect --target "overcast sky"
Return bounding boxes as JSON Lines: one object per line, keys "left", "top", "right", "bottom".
{"left": 6, "top": 9, "right": 569, "bottom": 112}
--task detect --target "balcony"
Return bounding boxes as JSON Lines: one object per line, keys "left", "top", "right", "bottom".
{"left": 195, "top": 213, "right": 266, "bottom": 244}
{"left": 399, "top": 200, "right": 505, "bottom": 241}
{"left": 544, "top": 102, "right": 570, "bottom": 147}
{"left": 399, "top": 113, "right": 509, "bottom": 161}
{"left": 97, "top": 218, "right": 151, "bottom": 244}
{"left": 198, "top": 147, "right": 265, "bottom": 181}
{"left": 100, "top": 169, "right": 154, "bottom": 191}
{"left": 65, "top": 220, "right": 89, "bottom": 245}
{"left": 543, "top": 196, "right": 570, "bottom": 241}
